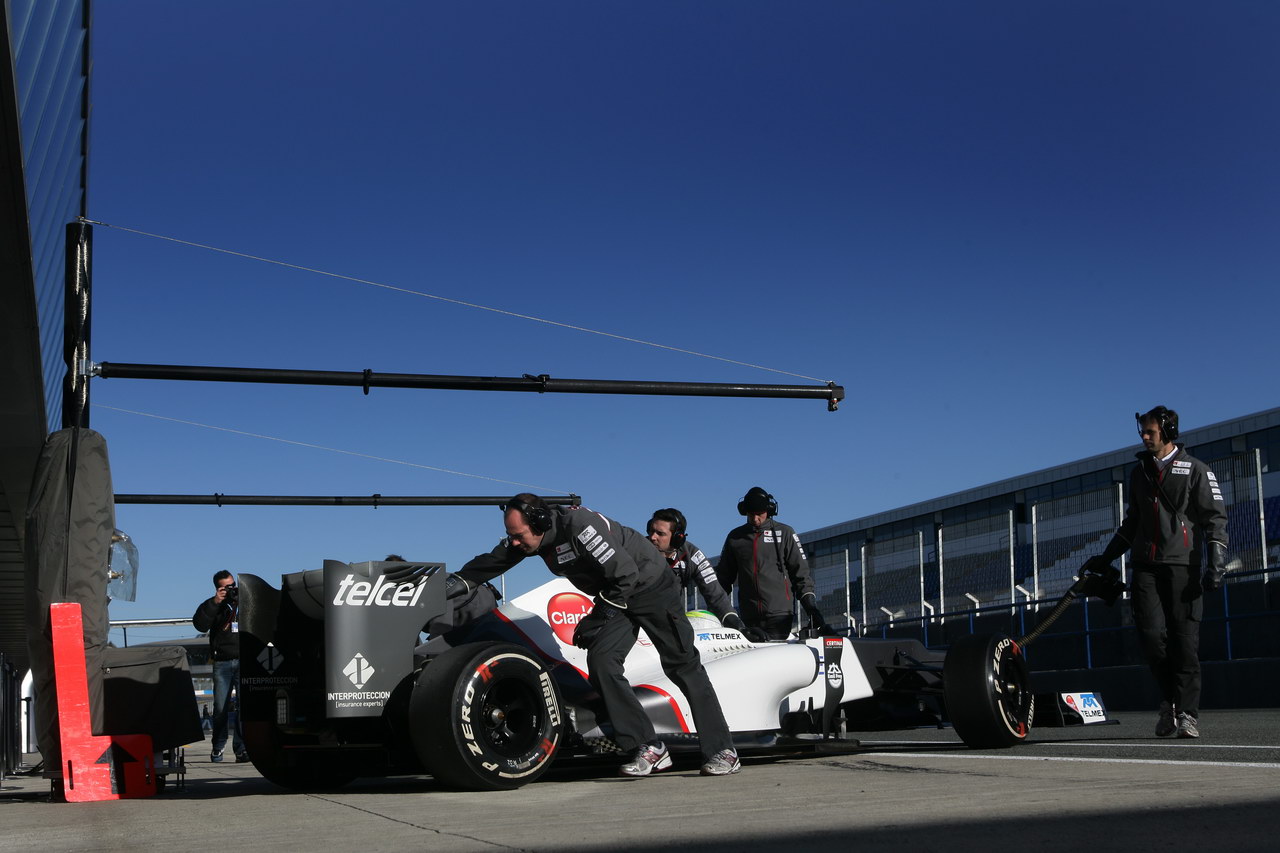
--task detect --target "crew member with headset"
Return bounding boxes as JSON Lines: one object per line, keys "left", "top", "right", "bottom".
{"left": 451, "top": 493, "right": 741, "bottom": 777}
{"left": 717, "top": 487, "right": 832, "bottom": 641}
{"left": 646, "top": 508, "right": 746, "bottom": 632}
{"left": 1084, "top": 406, "right": 1228, "bottom": 739}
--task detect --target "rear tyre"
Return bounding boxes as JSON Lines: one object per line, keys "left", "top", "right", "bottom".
{"left": 410, "top": 642, "right": 563, "bottom": 790}
{"left": 943, "top": 633, "right": 1034, "bottom": 748}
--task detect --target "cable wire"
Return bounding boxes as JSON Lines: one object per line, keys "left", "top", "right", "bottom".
{"left": 92, "top": 404, "right": 573, "bottom": 495}
{"left": 80, "top": 218, "right": 828, "bottom": 383}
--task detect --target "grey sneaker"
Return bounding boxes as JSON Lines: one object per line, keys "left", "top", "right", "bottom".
{"left": 619, "top": 741, "right": 671, "bottom": 777}
{"left": 210, "top": 750, "right": 225, "bottom": 763}
{"left": 1176, "top": 712, "right": 1199, "bottom": 739}
{"left": 700, "top": 749, "right": 741, "bottom": 776}
{"left": 1155, "top": 702, "right": 1177, "bottom": 737}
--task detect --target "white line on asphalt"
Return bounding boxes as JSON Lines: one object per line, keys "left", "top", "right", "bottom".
{"left": 866, "top": 751, "right": 1280, "bottom": 769}
{"left": 1041, "top": 742, "right": 1280, "bottom": 750}
{"left": 861, "top": 739, "right": 1280, "bottom": 750}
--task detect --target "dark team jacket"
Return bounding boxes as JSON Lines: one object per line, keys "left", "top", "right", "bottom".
{"left": 192, "top": 596, "right": 240, "bottom": 661}
{"left": 1103, "top": 445, "right": 1228, "bottom": 568}
{"left": 716, "top": 518, "right": 815, "bottom": 620}
{"left": 458, "top": 505, "right": 667, "bottom": 608}
{"left": 667, "top": 539, "right": 737, "bottom": 621}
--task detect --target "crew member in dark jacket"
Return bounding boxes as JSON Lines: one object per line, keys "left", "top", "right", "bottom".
{"left": 646, "top": 508, "right": 745, "bottom": 632}
{"left": 1085, "top": 406, "right": 1228, "bottom": 739}
{"left": 717, "top": 487, "right": 830, "bottom": 640}
{"left": 457, "top": 494, "right": 740, "bottom": 777}
{"left": 192, "top": 570, "right": 247, "bottom": 762}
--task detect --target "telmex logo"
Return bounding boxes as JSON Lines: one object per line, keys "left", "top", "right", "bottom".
{"left": 547, "top": 591, "right": 594, "bottom": 644}
{"left": 332, "top": 574, "right": 428, "bottom": 607}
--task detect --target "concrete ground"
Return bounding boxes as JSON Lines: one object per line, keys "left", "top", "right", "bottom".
{"left": 3, "top": 709, "right": 1279, "bottom": 852}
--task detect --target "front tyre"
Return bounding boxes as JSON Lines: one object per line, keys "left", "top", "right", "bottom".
{"left": 410, "top": 642, "right": 563, "bottom": 790}
{"left": 943, "top": 633, "right": 1034, "bottom": 748}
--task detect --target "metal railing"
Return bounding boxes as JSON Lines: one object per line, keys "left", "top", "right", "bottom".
{"left": 856, "top": 565, "right": 1279, "bottom": 671}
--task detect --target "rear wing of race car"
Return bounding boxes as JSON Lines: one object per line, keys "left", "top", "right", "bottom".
{"left": 238, "top": 560, "right": 447, "bottom": 721}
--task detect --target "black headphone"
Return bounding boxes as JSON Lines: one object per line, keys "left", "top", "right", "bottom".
{"left": 1136, "top": 406, "right": 1179, "bottom": 443}
{"left": 737, "top": 487, "right": 779, "bottom": 517}
{"left": 503, "top": 495, "right": 553, "bottom": 534}
{"left": 649, "top": 508, "right": 687, "bottom": 549}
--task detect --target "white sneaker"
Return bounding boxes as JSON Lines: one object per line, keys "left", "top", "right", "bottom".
{"left": 619, "top": 741, "right": 672, "bottom": 777}
{"left": 700, "top": 749, "right": 741, "bottom": 776}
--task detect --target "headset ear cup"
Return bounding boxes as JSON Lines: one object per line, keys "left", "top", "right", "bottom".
{"left": 531, "top": 506, "right": 551, "bottom": 533}
{"left": 737, "top": 500, "right": 746, "bottom": 515}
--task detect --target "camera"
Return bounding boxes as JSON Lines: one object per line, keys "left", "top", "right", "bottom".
{"left": 224, "top": 584, "right": 238, "bottom": 605}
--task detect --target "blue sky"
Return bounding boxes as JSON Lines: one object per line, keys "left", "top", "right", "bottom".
{"left": 87, "top": 2, "right": 1280, "bottom": 642}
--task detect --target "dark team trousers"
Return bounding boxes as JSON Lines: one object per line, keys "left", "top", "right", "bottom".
{"left": 585, "top": 570, "right": 733, "bottom": 759}
{"left": 746, "top": 613, "right": 794, "bottom": 641}
{"left": 1129, "top": 563, "right": 1203, "bottom": 717}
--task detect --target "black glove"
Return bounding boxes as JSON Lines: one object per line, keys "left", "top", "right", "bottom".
{"left": 743, "top": 626, "right": 772, "bottom": 643}
{"left": 572, "top": 601, "right": 622, "bottom": 649}
{"left": 722, "top": 612, "right": 746, "bottom": 633}
{"left": 1202, "top": 542, "right": 1228, "bottom": 592}
{"left": 1080, "top": 555, "right": 1114, "bottom": 577}
{"left": 444, "top": 573, "right": 473, "bottom": 599}
{"left": 801, "top": 592, "right": 830, "bottom": 625}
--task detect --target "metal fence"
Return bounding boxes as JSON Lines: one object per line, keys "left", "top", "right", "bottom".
{"left": 808, "top": 449, "right": 1275, "bottom": 639}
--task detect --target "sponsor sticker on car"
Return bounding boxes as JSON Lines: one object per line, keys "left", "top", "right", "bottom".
{"left": 1062, "top": 692, "right": 1107, "bottom": 723}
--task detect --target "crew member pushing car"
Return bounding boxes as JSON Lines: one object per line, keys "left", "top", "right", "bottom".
{"left": 456, "top": 493, "right": 741, "bottom": 777}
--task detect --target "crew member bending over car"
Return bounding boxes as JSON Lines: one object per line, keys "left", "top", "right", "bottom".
{"left": 647, "top": 508, "right": 746, "bottom": 633}
{"left": 717, "top": 487, "right": 832, "bottom": 641}
{"left": 455, "top": 494, "right": 741, "bottom": 777}
{"left": 1084, "top": 406, "right": 1228, "bottom": 740}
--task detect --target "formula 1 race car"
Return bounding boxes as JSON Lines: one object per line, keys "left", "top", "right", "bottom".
{"left": 236, "top": 559, "right": 1042, "bottom": 792}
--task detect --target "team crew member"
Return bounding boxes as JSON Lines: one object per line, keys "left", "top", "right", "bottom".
{"left": 457, "top": 493, "right": 741, "bottom": 777}
{"left": 647, "top": 508, "right": 746, "bottom": 633}
{"left": 717, "top": 487, "right": 831, "bottom": 641}
{"left": 1085, "top": 406, "right": 1228, "bottom": 739}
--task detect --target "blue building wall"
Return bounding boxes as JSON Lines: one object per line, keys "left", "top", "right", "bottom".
{"left": 9, "top": 0, "right": 89, "bottom": 429}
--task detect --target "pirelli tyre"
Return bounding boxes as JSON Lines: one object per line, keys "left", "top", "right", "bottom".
{"left": 410, "top": 641, "right": 564, "bottom": 791}
{"left": 943, "top": 633, "right": 1034, "bottom": 748}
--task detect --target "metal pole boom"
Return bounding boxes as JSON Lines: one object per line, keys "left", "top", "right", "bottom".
{"left": 113, "top": 493, "right": 581, "bottom": 507}
{"left": 93, "top": 361, "right": 844, "bottom": 409}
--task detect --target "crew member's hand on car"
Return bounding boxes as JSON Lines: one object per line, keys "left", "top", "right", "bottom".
{"left": 572, "top": 600, "right": 622, "bottom": 649}
{"left": 721, "top": 612, "right": 746, "bottom": 633}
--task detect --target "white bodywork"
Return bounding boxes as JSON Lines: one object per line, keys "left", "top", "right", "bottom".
{"left": 506, "top": 578, "right": 874, "bottom": 734}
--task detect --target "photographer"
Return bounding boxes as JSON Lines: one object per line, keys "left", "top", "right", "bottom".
{"left": 192, "top": 570, "right": 247, "bottom": 762}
